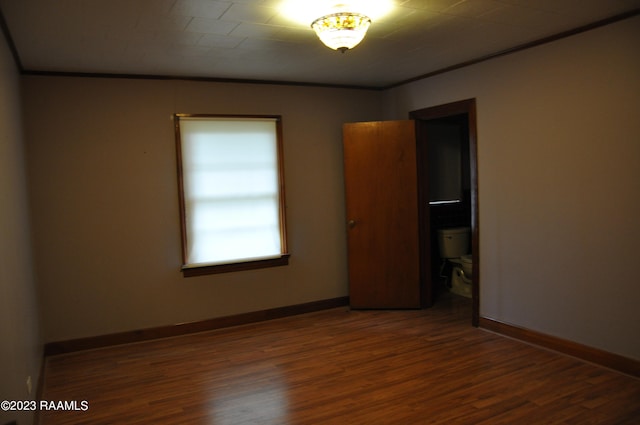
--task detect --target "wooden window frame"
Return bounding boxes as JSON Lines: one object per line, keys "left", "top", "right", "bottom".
{"left": 174, "top": 114, "right": 289, "bottom": 277}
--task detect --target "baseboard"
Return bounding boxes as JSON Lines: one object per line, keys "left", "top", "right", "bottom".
{"left": 44, "top": 296, "right": 349, "bottom": 356}
{"left": 479, "top": 317, "right": 640, "bottom": 378}
{"left": 33, "top": 348, "right": 46, "bottom": 425}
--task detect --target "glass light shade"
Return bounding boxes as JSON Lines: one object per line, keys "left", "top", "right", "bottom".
{"left": 311, "top": 13, "right": 371, "bottom": 52}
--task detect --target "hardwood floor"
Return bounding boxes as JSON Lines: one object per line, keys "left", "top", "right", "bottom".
{"left": 39, "top": 294, "right": 640, "bottom": 424}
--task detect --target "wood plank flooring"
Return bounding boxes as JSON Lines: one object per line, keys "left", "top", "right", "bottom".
{"left": 39, "top": 294, "right": 640, "bottom": 424}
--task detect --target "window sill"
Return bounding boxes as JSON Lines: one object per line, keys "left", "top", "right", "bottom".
{"left": 181, "top": 254, "right": 290, "bottom": 277}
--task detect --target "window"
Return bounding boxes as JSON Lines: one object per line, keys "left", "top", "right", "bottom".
{"left": 175, "top": 114, "right": 289, "bottom": 276}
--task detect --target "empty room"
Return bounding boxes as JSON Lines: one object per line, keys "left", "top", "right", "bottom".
{"left": 1, "top": 1, "right": 639, "bottom": 424}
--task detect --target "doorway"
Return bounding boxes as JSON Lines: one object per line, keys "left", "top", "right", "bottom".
{"left": 411, "top": 99, "right": 479, "bottom": 326}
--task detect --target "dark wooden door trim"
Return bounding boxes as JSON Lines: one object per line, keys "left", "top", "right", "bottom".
{"left": 410, "top": 99, "right": 479, "bottom": 326}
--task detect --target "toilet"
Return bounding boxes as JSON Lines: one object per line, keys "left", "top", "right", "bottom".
{"left": 437, "top": 227, "right": 472, "bottom": 298}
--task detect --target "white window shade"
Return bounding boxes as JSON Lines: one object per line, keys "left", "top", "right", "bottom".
{"left": 176, "top": 116, "right": 287, "bottom": 269}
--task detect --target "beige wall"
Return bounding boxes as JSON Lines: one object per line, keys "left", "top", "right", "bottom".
{"left": 384, "top": 16, "right": 640, "bottom": 360}
{"left": 23, "top": 76, "right": 383, "bottom": 342}
{"left": 0, "top": 30, "right": 41, "bottom": 425}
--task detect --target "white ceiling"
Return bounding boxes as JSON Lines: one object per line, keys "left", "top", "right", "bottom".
{"left": 1, "top": 0, "right": 638, "bottom": 88}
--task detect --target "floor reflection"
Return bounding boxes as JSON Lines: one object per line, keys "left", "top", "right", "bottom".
{"left": 211, "top": 367, "right": 289, "bottom": 424}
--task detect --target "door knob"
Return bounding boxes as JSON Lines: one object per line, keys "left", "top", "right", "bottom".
{"left": 348, "top": 220, "right": 356, "bottom": 229}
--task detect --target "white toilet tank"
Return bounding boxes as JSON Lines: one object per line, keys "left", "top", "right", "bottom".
{"left": 437, "top": 227, "right": 470, "bottom": 258}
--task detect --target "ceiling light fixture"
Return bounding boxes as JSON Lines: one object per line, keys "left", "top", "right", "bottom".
{"left": 279, "top": 1, "right": 393, "bottom": 52}
{"left": 311, "top": 11, "right": 371, "bottom": 53}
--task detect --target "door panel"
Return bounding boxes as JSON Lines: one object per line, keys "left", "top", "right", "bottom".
{"left": 343, "top": 120, "right": 421, "bottom": 309}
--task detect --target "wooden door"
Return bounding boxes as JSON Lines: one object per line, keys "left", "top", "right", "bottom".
{"left": 343, "top": 121, "right": 422, "bottom": 309}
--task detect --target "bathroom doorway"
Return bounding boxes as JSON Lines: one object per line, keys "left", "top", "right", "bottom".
{"left": 411, "top": 99, "right": 479, "bottom": 325}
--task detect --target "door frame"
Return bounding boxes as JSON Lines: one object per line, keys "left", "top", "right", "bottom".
{"left": 410, "top": 99, "right": 479, "bottom": 326}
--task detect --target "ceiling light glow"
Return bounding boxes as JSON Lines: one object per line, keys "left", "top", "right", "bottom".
{"left": 279, "top": 1, "right": 393, "bottom": 52}
{"left": 279, "top": 0, "right": 393, "bottom": 27}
